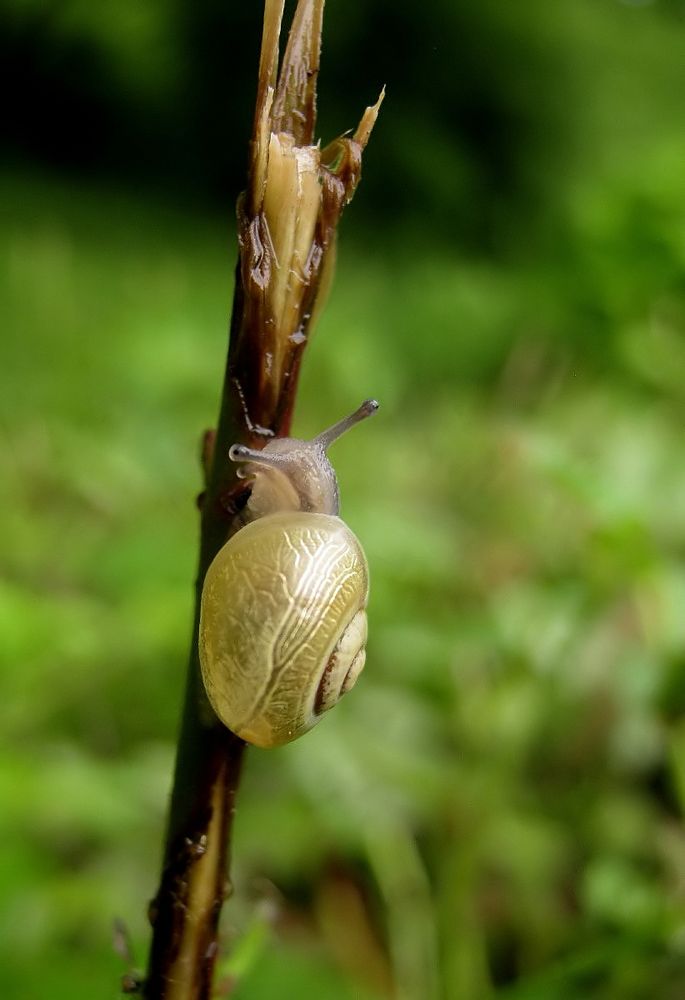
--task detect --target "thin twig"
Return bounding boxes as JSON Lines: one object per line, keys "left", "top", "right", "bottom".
{"left": 143, "top": 3, "right": 381, "bottom": 996}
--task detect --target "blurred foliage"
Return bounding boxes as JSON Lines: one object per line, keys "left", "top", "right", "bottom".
{"left": 2, "top": 1, "right": 685, "bottom": 999}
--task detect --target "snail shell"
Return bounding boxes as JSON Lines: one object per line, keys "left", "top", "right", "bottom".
{"left": 199, "top": 511, "right": 368, "bottom": 748}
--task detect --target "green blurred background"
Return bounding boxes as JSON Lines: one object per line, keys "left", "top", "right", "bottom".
{"left": 3, "top": 1, "right": 685, "bottom": 997}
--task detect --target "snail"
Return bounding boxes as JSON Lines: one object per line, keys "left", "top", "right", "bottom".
{"left": 199, "top": 399, "right": 379, "bottom": 748}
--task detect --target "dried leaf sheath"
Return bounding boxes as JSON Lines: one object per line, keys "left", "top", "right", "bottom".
{"left": 143, "top": 2, "right": 381, "bottom": 996}
{"left": 229, "top": 0, "right": 383, "bottom": 438}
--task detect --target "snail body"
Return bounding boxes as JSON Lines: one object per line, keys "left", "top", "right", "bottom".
{"left": 199, "top": 400, "right": 378, "bottom": 748}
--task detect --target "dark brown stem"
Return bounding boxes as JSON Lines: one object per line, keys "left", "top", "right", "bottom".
{"left": 142, "top": 2, "right": 381, "bottom": 996}
{"left": 143, "top": 266, "right": 307, "bottom": 998}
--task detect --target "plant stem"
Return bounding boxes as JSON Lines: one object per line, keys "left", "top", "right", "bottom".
{"left": 143, "top": 2, "right": 381, "bottom": 995}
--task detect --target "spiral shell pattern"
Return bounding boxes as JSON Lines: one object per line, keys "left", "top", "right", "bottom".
{"left": 199, "top": 511, "right": 369, "bottom": 747}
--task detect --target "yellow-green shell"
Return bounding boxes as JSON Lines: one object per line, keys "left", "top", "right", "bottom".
{"left": 199, "top": 511, "right": 369, "bottom": 748}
